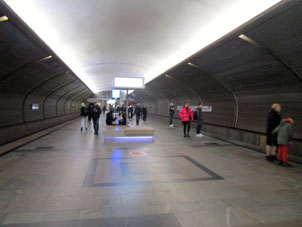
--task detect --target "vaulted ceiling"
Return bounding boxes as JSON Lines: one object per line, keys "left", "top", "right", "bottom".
{"left": 4, "top": 0, "right": 281, "bottom": 94}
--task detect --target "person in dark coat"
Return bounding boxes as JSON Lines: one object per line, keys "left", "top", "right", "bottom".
{"left": 128, "top": 105, "right": 134, "bottom": 119}
{"left": 102, "top": 105, "right": 107, "bottom": 114}
{"left": 119, "top": 112, "right": 127, "bottom": 125}
{"left": 169, "top": 102, "right": 175, "bottom": 127}
{"left": 142, "top": 105, "right": 147, "bottom": 121}
{"left": 80, "top": 103, "right": 88, "bottom": 131}
{"left": 106, "top": 110, "right": 116, "bottom": 125}
{"left": 87, "top": 103, "right": 93, "bottom": 125}
{"left": 134, "top": 103, "right": 142, "bottom": 126}
{"left": 266, "top": 103, "right": 281, "bottom": 161}
{"left": 194, "top": 103, "right": 203, "bottom": 137}
{"left": 92, "top": 103, "right": 102, "bottom": 135}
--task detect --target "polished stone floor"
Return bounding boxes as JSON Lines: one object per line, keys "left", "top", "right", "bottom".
{"left": 0, "top": 115, "right": 302, "bottom": 227}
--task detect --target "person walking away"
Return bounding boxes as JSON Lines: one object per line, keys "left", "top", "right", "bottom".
{"left": 134, "top": 103, "right": 142, "bottom": 126}
{"left": 87, "top": 103, "right": 93, "bottom": 125}
{"left": 128, "top": 105, "right": 133, "bottom": 118}
{"left": 179, "top": 102, "right": 193, "bottom": 137}
{"left": 169, "top": 103, "right": 175, "bottom": 127}
{"left": 194, "top": 103, "right": 203, "bottom": 137}
{"left": 102, "top": 105, "right": 107, "bottom": 114}
{"left": 80, "top": 103, "right": 88, "bottom": 131}
{"left": 143, "top": 105, "right": 147, "bottom": 121}
{"left": 92, "top": 103, "right": 102, "bottom": 135}
{"left": 106, "top": 110, "right": 116, "bottom": 125}
{"left": 266, "top": 103, "right": 282, "bottom": 162}
{"left": 272, "top": 117, "right": 294, "bottom": 167}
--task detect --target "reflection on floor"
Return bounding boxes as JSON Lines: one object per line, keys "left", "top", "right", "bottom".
{"left": 0, "top": 116, "right": 301, "bottom": 227}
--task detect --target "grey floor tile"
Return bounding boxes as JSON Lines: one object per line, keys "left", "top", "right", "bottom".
{"left": 0, "top": 117, "right": 301, "bottom": 227}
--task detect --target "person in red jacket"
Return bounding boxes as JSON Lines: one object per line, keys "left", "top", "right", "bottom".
{"left": 179, "top": 102, "right": 193, "bottom": 137}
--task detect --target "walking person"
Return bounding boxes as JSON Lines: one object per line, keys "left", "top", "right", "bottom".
{"left": 272, "top": 117, "right": 294, "bottom": 167}
{"left": 179, "top": 102, "right": 193, "bottom": 137}
{"left": 194, "top": 103, "right": 203, "bottom": 137}
{"left": 169, "top": 103, "right": 175, "bottom": 127}
{"left": 92, "top": 103, "right": 102, "bottom": 135}
{"left": 134, "top": 103, "right": 142, "bottom": 126}
{"left": 87, "top": 103, "right": 93, "bottom": 125}
{"left": 142, "top": 105, "right": 147, "bottom": 121}
{"left": 102, "top": 105, "right": 107, "bottom": 114}
{"left": 266, "top": 103, "right": 282, "bottom": 162}
{"left": 80, "top": 103, "right": 88, "bottom": 132}
{"left": 128, "top": 105, "right": 133, "bottom": 118}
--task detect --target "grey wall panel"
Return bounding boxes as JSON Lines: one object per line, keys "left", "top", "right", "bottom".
{"left": 24, "top": 72, "right": 73, "bottom": 122}
{"left": 56, "top": 85, "right": 83, "bottom": 116}
{"left": 44, "top": 81, "right": 81, "bottom": 118}
{"left": 245, "top": 1, "right": 302, "bottom": 81}
{"left": 0, "top": 21, "right": 47, "bottom": 78}
{"left": 0, "top": 2, "right": 93, "bottom": 146}
{"left": 0, "top": 113, "right": 79, "bottom": 146}
{"left": 135, "top": 0, "right": 302, "bottom": 144}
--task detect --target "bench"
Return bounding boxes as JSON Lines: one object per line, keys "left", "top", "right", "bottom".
{"left": 125, "top": 127, "right": 155, "bottom": 136}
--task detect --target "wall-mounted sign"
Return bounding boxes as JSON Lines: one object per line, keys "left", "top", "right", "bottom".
{"left": 31, "top": 104, "right": 39, "bottom": 110}
{"left": 177, "top": 106, "right": 212, "bottom": 112}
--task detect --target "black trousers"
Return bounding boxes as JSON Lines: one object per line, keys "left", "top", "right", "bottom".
{"left": 143, "top": 113, "right": 147, "bottom": 121}
{"left": 136, "top": 115, "right": 140, "bottom": 125}
{"left": 182, "top": 121, "right": 191, "bottom": 135}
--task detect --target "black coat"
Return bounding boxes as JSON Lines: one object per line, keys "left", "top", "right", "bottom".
{"left": 266, "top": 110, "right": 281, "bottom": 133}
{"left": 142, "top": 107, "right": 147, "bottom": 115}
{"left": 106, "top": 112, "right": 116, "bottom": 125}
{"left": 134, "top": 106, "right": 142, "bottom": 116}
{"left": 194, "top": 108, "right": 203, "bottom": 124}
{"left": 92, "top": 105, "right": 101, "bottom": 119}
{"left": 81, "top": 107, "right": 87, "bottom": 117}
{"left": 169, "top": 106, "right": 175, "bottom": 116}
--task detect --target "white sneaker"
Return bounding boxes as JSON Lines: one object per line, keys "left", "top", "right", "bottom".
{"left": 169, "top": 124, "right": 174, "bottom": 128}
{"left": 196, "top": 134, "right": 203, "bottom": 137}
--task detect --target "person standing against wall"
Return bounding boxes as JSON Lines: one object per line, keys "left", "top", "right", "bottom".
{"left": 194, "top": 103, "right": 203, "bottom": 137}
{"left": 179, "top": 102, "right": 193, "bottom": 137}
{"left": 169, "top": 103, "right": 175, "bottom": 127}
{"left": 134, "top": 103, "right": 142, "bottom": 126}
{"left": 92, "top": 103, "right": 102, "bottom": 135}
{"left": 143, "top": 105, "right": 147, "bottom": 121}
{"left": 272, "top": 117, "right": 294, "bottom": 167}
{"left": 266, "top": 103, "right": 282, "bottom": 162}
{"left": 80, "top": 103, "right": 88, "bottom": 132}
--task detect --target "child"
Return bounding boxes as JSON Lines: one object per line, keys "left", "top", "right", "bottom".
{"left": 272, "top": 117, "right": 294, "bottom": 167}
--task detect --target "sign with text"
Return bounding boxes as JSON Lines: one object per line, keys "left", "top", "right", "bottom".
{"left": 177, "top": 106, "right": 212, "bottom": 112}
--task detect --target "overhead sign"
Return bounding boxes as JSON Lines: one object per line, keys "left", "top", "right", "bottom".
{"left": 111, "top": 89, "right": 121, "bottom": 99}
{"left": 177, "top": 106, "right": 212, "bottom": 112}
{"left": 113, "top": 77, "right": 145, "bottom": 89}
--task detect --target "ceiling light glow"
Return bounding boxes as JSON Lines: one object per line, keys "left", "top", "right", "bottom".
{"left": 4, "top": 0, "right": 98, "bottom": 93}
{"left": 144, "top": 0, "right": 281, "bottom": 84}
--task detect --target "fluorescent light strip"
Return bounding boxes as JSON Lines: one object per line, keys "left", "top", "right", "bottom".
{"left": 144, "top": 0, "right": 281, "bottom": 84}
{"left": 0, "top": 15, "right": 8, "bottom": 22}
{"left": 4, "top": 1, "right": 98, "bottom": 93}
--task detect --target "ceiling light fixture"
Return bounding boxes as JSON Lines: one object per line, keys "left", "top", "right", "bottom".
{"left": 238, "top": 34, "right": 260, "bottom": 48}
{"left": 0, "top": 15, "right": 8, "bottom": 22}
{"left": 38, "top": 55, "right": 52, "bottom": 62}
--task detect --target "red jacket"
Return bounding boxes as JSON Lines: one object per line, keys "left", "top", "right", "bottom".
{"left": 179, "top": 107, "right": 193, "bottom": 122}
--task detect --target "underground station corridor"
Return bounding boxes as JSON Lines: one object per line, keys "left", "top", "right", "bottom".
{"left": 1, "top": 0, "right": 302, "bottom": 226}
